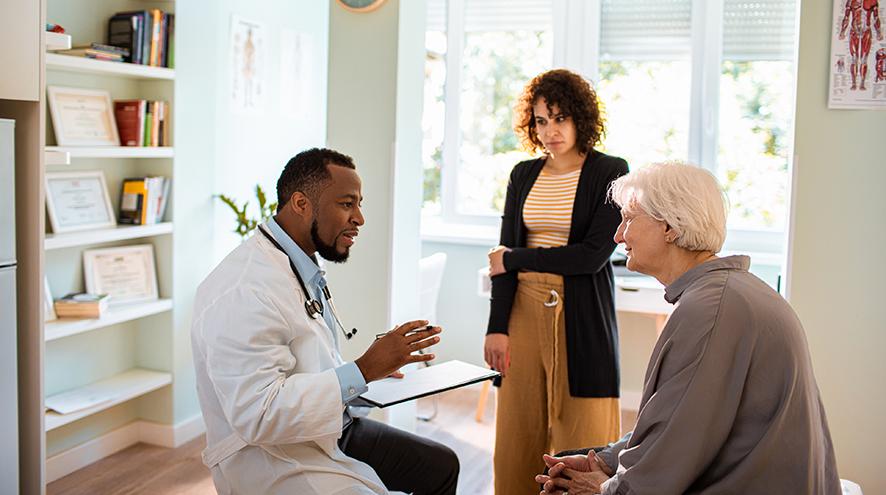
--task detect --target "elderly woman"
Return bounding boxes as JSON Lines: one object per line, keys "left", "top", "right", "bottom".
{"left": 536, "top": 162, "right": 840, "bottom": 494}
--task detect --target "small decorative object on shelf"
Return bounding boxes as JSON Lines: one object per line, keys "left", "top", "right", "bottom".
{"left": 53, "top": 293, "right": 111, "bottom": 319}
{"left": 218, "top": 184, "right": 277, "bottom": 239}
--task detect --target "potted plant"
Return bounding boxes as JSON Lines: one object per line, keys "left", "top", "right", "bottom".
{"left": 217, "top": 184, "right": 277, "bottom": 240}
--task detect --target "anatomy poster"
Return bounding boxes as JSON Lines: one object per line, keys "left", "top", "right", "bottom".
{"left": 230, "top": 15, "right": 266, "bottom": 113}
{"left": 828, "top": 0, "right": 886, "bottom": 109}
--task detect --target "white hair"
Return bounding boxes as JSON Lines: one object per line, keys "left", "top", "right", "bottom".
{"left": 609, "top": 162, "right": 729, "bottom": 253}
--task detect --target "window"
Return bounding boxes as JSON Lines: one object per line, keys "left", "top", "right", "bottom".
{"left": 422, "top": 0, "right": 553, "bottom": 223}
{"left": 423, "top": 0, "right": 799, "bottom": 257}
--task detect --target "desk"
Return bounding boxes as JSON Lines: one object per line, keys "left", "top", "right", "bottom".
{"left": 474, "top": 268, "right": 672, "bottom": 421}
{"left": 477, "top": 267, "right": 673, "bottom": 332}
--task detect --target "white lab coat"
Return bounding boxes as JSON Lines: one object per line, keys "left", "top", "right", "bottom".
{"left": 191, "top": 231, "right": 387, "bottom": 495}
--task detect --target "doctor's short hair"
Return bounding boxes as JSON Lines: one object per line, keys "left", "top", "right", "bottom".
{"left": 277, "top": 148, "right": 356, "bottom": 212}
{"left": 609, "top": 161, "right": 729, "bottom": 253}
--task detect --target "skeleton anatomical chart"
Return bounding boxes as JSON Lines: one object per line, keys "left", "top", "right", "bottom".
{"left": 829, "top": 0, "right": 886, "bottom": 109}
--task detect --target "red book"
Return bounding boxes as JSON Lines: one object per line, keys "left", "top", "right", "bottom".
{"left": 114, "top": 100, "right": 145, "bottom": 147}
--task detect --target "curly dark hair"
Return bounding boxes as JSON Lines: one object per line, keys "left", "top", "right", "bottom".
{"left": 513, "top": 69, "right": 605, "bottom": 156}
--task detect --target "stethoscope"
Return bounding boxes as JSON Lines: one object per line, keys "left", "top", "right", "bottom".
{"left": 258, "top": 225, "right": 358, "bottom": 341}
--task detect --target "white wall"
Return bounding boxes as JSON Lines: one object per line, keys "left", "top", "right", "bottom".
{"left": 325, "top": 0, "right": 427, "bottom": 430}
{"left": 787, "top": 1, "right": 886, "bottom": 492}
{"left": 178, "top": 0, "right": 330, "bottom": 426}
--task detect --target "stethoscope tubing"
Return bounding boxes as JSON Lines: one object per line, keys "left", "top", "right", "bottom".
{"left": 257, "top": 225, "right": 356, "bottom": 340}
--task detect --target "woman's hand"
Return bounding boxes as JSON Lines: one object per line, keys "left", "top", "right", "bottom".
{"left": 535, "top": 452, "right": 613, "bottom": 495}
{"left": 488, "top": 245, "right": 512, "bottom": 276}
{"left": 484, "top": 334, "right": 510, "bottom": 378}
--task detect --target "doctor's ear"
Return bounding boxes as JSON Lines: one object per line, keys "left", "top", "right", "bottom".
{"left": 287, "top": 192, "right": 313, "bottom": 217}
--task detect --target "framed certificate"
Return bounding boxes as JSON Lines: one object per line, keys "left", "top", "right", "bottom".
{"left": 83, "top": 244, "right": 159, "bottom": 304}
{"left": 45, "top": 171, "right": 116, "bottom": 233}
{"left": 47, "top": 86, "right": 120, "bottom": 146}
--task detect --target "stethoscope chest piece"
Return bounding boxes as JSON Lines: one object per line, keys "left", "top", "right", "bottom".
{"left": 305, "top": 299, "right": 324, "bottom": 319}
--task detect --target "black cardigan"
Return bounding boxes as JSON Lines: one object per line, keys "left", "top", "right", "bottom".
{"left": 487, "top": 150, "right": 628, "bottom": 397}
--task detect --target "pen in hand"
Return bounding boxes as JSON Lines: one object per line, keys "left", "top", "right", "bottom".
{"left": 376, "top": 325, "right": 435, "bottom": 340}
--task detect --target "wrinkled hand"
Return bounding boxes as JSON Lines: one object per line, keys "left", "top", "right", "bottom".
{"left": 488, "top": 245, "right": 511, "bottom": 276}
{"left": 355, "top": 320, "right": 441, "bottom": 382}
{"left": 535, "top": 452, "right": 612, "bottom": 495}
{"left": 484, "top": 333, "right": 510, "bottom": 378}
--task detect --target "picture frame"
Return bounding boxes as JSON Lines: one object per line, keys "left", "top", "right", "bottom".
{"left": 47, "top": 85, "right": 120, "bottom": 146}
{"left": 83, "top": 244, "right": 159, "bottom": 304}
{"left": 44, "top": 276, "right": 57, "bottom": 322}
{"left": 45, "top": 171, "right": 117, "bottom": 233}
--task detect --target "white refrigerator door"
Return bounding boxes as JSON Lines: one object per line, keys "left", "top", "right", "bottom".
{"left": 0, "top": 266, "right": 18, "bottom": 494}
{"left": 0, "top": 119, "right": 15, "bottom": 266}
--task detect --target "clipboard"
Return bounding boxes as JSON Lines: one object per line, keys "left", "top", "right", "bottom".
{"left": 352, "top": 360, "right": 499, "bottom": 408}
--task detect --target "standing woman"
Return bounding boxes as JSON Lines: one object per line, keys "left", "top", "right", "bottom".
{"left": 485, "top": 69, "right": 628, "bottom": 494}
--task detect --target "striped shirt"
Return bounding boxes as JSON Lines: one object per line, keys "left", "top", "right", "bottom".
{"left": 523, "top": 168, "right": 581, "bottom": 248}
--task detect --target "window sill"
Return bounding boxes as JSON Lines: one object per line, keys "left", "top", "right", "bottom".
{"left": 420, "top": 218, "right": 498, "bottom": 246}
{"left": 422, "top": 218, "right": 785, "bottom": 268}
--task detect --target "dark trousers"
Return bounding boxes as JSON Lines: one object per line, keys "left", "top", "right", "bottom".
{"left": 338, "top": 417, "right": 459, "bottom": 495}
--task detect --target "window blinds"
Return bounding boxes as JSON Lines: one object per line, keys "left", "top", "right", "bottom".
{"left": 426, "top": 0, "right": 552, "bottom": 33}
{"left": 600, "top": 0, "right": 694, "bottom": 60}
{"left": 723, "top": 0, "right": 797, "bottom": 61}
{"left": 599, "top": 0, "right": 796, "bottom": 61}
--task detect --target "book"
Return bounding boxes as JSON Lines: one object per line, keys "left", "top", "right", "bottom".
{"left": 58, "top": 43, "right": 129, "bottom": 62}
{"left": 108, "top": 12, "right": 143, "bottom": 63}
{"left": 113, "top": 100, "right": 145, "bottom": 147}
{"left": 54, "top": 293, "right": 110, "bottom": 319}
{"left": 119, "top": 176, "right": 170, "bottom": 225}
{"left": 119, "top": 178, "right": 148, "bottom": 224}
{"left": 149, "top": 9, "right": 162, "bottom": 66}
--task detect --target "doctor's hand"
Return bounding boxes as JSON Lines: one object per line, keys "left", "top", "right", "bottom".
{"left": 355, "top": 320, "right": 441, "bottom": 383}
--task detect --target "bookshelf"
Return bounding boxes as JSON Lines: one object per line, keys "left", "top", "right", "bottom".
{"left": 46, "top": 52, "right": 175, "bottom": 80}
{"left": 45, "top": 299, "right": 173, "bottom": 342}
{"left": 40, "top": 0, "right": 180, "bottom": 483}
{"left": 44, "top": 369, "right": 173, "bottom": 431}
{"left": 45, "top": 145, "right": 174, "bottom": 159}
{"left": 44, "top": 222, "right": 173, "bottom": 250}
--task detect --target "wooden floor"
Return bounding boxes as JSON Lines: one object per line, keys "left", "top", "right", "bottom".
{"left": 48, "top": 383, "right": 637, "bottom": 495}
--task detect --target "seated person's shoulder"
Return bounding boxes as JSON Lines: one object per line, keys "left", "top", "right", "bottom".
{"left": 195, "top": 235, "right": 286, "bottom": 307}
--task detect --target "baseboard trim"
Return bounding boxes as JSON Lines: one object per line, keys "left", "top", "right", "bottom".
{"left": 140, "top": 414, "right": 206, "bottom": 448}
{"left": 46, "top": 415, "right": 206, "bottom": 483}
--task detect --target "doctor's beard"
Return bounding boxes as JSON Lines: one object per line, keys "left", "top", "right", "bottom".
{"left": 311, "top": 219, "right": 349, "bottom": 263}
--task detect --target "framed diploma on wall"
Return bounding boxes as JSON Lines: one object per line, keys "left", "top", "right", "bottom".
{"left": 45, "top": 171, "right": 116, "bottom": 233}
{"left": 47, "top": 86, "right": 120, "bottom": 146}
{"left": 83, "top": 244, "right": 159, "bottom": 304}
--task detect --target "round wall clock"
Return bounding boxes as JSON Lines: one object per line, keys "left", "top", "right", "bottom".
{"left": 336, "top": 0, "right": 387, "bottom": 13}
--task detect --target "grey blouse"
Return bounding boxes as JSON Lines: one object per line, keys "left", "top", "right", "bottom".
{"left": 598, "top": 256, "right": 840, "bottom": 494}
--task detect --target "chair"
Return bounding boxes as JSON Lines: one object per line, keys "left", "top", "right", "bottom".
{"left": 417, "top": 253, "right": 447, "bottom": 422}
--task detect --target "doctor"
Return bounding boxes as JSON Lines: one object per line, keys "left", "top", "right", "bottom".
{"left": 191, "top": 148, "right": 460, "bottom": 495}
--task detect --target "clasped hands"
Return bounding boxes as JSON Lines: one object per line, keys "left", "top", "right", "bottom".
{"left": 487, "top": 245, "right": 511, "bottom": 277}
{"left": 535, "top": 451, "right": 614, "bottom": 495}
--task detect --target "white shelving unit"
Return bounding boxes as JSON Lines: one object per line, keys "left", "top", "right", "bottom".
{"left": 45, "top": 145, "right": 174, "bottom": 159}
{"left": 45, "top": 299, "right": 173, "bottom": 342}
{"left": 44, "top": 369, "right": 173, "bottom": 431}
{"left": 40, "top": 2, "right": 180, "bottom": 480}
{"left": 46, "top": 52, "right": 175, "bottom": 80}
{"left": 45, "top": 222, "right": 173, "bottom": 250}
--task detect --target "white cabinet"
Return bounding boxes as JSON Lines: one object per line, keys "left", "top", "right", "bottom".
{"left": 0, "top": 1, "right": 41, "bottom": 101}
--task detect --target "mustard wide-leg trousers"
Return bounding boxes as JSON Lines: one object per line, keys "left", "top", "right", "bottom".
{"left": 493, "top": 272, "right": 620, "bottom": 495}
